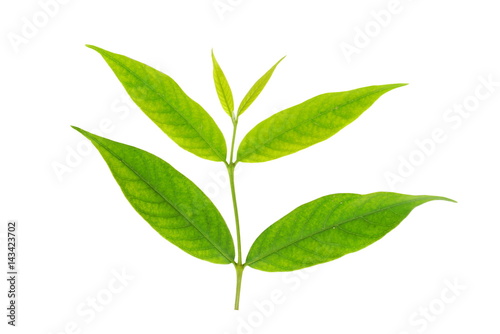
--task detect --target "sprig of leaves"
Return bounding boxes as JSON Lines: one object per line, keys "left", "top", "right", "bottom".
{"left": 74, "top": 46, "right": 455, "bottom": 310}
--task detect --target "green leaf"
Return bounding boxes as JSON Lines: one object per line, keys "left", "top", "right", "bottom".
{"left": 212, "top": 50, "right": 234, "bottom": 117}
{"left": 237, "top": 84, "right": 406, "bottom": 163}
{"left": 237, "top": 56, "right": 285, "bottom": 116}
{"left": 72, "top": 126, "right": 235, "bottom": 265}
{"left": 246, "top": 192, "right": 455, "bottom": 272}
{"left": 86, "top": 45, "right": 227, "bottom": 162}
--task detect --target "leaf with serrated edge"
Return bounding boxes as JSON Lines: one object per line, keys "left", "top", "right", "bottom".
{"left": 237, "top": 84, "right": 406, "bottom": 163}
{"left": 87, "top": 45, "right": 227, "bottom": 162}
{"left": 246, "top": 192, "right": 455, "bottom": 272}
{"left": 237, "top": 56, "right": 285, "bottom": 116}
{"left": 72, "top": 126, "right": 235, "bottom": 264}
{"left": 212, "top": 50, "right": 234, "bottom": 117}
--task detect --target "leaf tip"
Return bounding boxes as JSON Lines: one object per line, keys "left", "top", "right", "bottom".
{"left": 211, "top": 49, "right": 222, "bottom": 68}
{"left": 387, "top": 83, "right": 408, "bottom": 89}
{"left": 422, "top": 195, "right": 457, "bottom": 205}
{"left": 440, "top": 197, "right": 457, "bottom": 204}
{"left": 377, "top": 83, "right": 408, "bottom": 94}
{"left": 272, "top": 56, "right": 287, "bottom": 69}
{"left": 71, "top": 126, "right": 89, "bottom": 138}
{"left": 86, "top": 44, "right": 105, "bottom": 54}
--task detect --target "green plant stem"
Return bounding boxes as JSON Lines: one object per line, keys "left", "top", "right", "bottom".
{"left": 227, "top": 117, "right": 244, "bottom": 309}
{"left": 229, "top": 117, "right": 238, "bottom": 166}
{"left": 234, "top": 263, "right": 244, "bottom": 310}
{"left": 228, "top": 163, "right": 242, "bottom": 264}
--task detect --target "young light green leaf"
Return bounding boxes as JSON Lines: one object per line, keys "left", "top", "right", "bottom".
{"left": 237, "top": 84, "right": 406, "bottom": 163}
{"left": 86, "top": 45, "right": 227, "bottom": 162}
{"left": 212, "top": 50, "right": 234, "bottom": 117}
{"left": 237, "top": 56, "right": 285, "bottom": 116}
{"left": 72, "top": 126, "right": 235, "bottom": 265}
{"left": 246, "top": 192, "right": 455, "bottom": 272}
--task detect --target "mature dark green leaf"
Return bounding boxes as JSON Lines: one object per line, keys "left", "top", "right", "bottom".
{"left": 87, "top": 45, "right": 227, "bottom": 162}
{"left": 212, "top": 50, "right": 234, "bottom": 117}
{"left": 237, "top": 56, "right": 285, "bottom": 116}
{"left": 237, "top": 84, "right": 406, "bottom": 163}
{"left": 72, "top": 126, "right": 235, "bottom": 264}
{"left": 246, "top": 192, "right": 454, "bottom": 271}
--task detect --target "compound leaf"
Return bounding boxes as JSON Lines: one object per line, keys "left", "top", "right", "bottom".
{"left": 246, "top": 192, "right": 454, "bottom": 272}
{"left": 87, "top": 45, "right": 227, "bottom": 162}
{"left": 237, "top": 84, "right": 406, "bottom": 163}
{"left": 72, "top": 126, "right": 235, "bottom": 264}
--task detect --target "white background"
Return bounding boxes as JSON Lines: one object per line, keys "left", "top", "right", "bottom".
{"left": 1, "top": 0, "right": 499, "bottom": 333}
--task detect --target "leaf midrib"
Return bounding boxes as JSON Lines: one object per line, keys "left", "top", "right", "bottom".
{"left": 237, "top": 86, "right": 394, "bottom": 161}
{"left": 238, "top": 59, "right": 282, "bottom": 115}
{"left": 213, "top": 65, "right": 233, "bottom": 113}
{"left": 90, "top": 134, "right": 234, "bottom": 263}
{"left": 101, "top": 50, "right": 226, "bottom": 161}
{"left": 246, "top": 197, "right": 432, "bottom": 266}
